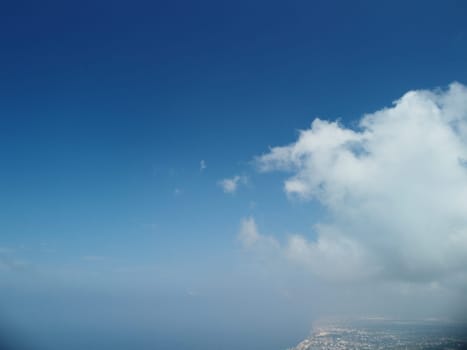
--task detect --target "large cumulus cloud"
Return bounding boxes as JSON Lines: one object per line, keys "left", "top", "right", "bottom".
{"left": 253, "top": 82, "right": 467, "bottom": 285}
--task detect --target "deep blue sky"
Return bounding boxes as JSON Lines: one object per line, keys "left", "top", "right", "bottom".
{"left": 0, "top": 1, "right": 466, "bottom": 349}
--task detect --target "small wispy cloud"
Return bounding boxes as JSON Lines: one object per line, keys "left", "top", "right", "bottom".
{"left": 238, "top": 217, "right": 278, "bottom": 250}
{"left": 200, "top": 160, "right": 207, "bottom": 171}
{"left": 218, "top": 175, "right": 247, "bottom": 194}
{"left": 238, "top": 217, "right": 261, "bottom": 248}
{"left": 174, "top": 188, "right": 183, "bottom": 196}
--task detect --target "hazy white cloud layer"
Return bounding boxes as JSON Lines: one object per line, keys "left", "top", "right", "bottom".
{"left": 218, "top": 175, "right": 247, "bottom": 194}
{"left": 253, "top": 83, "right": 467, "bottom": 286}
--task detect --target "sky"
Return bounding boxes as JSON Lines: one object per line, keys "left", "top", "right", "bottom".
{"left": 1, "top": 1, "right": 467, "bottom": 349}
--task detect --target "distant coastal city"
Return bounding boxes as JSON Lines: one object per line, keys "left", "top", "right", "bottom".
{"left": 289, "top": 319, "right": 467, "bottom": 350}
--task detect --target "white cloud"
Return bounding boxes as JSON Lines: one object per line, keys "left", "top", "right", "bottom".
{"left": 252, "top": 82, "right": 467, "bottom": 285}
{"left": 238, "top": 217, "right": 279, "bottom": 250}
{"left": 200, "top": 160, "right": 207, "bottom": 171}
{"left": 238, "top": 217, "right": 261, "bottom": 248}
{"left": 218, "top": 175, "right": 247, "bottom": 194}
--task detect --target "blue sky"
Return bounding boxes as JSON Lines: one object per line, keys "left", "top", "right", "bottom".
{"left": 1, "top": 1, "right": 467, "bottom": 349}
